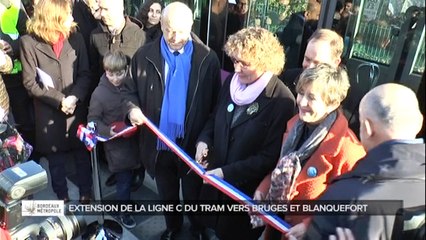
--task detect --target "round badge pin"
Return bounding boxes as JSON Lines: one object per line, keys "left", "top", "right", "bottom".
{"left": 307, "top": 166, "right": 318, "bottom": 177}
{"left": 227, "top": 103, "right": 234, "bottom": 112}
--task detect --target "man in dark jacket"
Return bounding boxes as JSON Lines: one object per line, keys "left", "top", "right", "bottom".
{"left": 89, "top": 0, "right": 146, "bottom": 190}
{"left": 72, "top": 0, "right": 99, "bottom": 53}
{"left": 277, "top": 0, "right": 320, "bottom": 69}
{"left": 123, "top": 2, "right": 221, "bottom": 240}
{"left": 89, "top": 0, "right": 146, "bottom": 90}
{"left": 279, "top": 29, "right": 343, "bottom": 97}
{"left": 304, "top": 83, "right": 425, "bottom": 240}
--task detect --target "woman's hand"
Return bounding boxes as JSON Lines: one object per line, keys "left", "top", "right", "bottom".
{"left": 285, "top": 222, "right": 307, "bottom": 240}
{"left": 253, "top": 190, "right": 265, "bottom": 201}
{"left": 205, "top": 168, "right": 224, "bottom": 179}
{"left": 61, "top": 96, "right": 78, "bottom": 115}
{"left": 329, "top": 227, "right": 355, "bottom": 240}
{"left": 195, "top": 141, "right": 209, "bottom": 168}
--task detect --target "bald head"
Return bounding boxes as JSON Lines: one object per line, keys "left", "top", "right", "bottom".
{"left": 161, "top": 2, "right": 193, "bottom": 29}
{"left": 161, "top": 2, "right": 193, "bottom": 50}
{"left": 359, "top": 83, "right": 423, "bottom": 150}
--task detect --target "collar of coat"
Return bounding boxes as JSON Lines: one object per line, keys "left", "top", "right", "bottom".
{"left": 332, "top": 141, "right": 425, "bottom": 182}
{"left": 222, "top": 75, "right": 285, "bottom": 129}
{"left": 33, "top": 33, "right": 76, "bottom": 60}
{"left": 98, "top": 16, "right": 140, "bottom": 40}
{"left": 286, "top": 109, "right": 355, "bottom": 158}
{"left": 143, "top": 32, "right": 212, "bottom": 72}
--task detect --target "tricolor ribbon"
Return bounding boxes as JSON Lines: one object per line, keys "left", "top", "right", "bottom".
{"left": 77, "top": 124, "right": 138, "bottom": 150}
{"left": 138, "top": 114, "right": 291, "bottom": 234}
{"left": 77, "top": 116, "right": 291, "bottom": 233}
{"left": 77, "top": 124, "right": 97, "bottom": 151}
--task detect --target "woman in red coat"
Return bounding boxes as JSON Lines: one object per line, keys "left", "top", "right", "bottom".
{"left": 253, "top": 64, "right": 366, "bottom": 240}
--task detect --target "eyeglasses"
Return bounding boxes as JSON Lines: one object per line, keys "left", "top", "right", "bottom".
{"left": 105, "top": 69, "right": 127, "bottom": 79}
{"left": 230, "top": 57, "right": 250, "bottom": 68}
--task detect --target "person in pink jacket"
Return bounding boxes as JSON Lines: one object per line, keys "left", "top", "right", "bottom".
{"left": 253, "top": 64, "right": 366, "bottom": 240}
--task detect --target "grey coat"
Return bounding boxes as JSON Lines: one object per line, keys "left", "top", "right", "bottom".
{"left": 20, "top": 32, "right": 92, "bottom": 154}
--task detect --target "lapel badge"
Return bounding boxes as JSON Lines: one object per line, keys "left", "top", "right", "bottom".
{"left": 307, "top": 166, "right": 318, "bottom": 178}
{"left": 227, "top": 103, "right": 234, "bottom": 112}
{"left": 246, "top": 102, "right": 259, "bottom": 115}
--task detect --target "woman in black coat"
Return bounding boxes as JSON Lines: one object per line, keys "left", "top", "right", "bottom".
{"left": 196, "top": 27, "right": 296, "bottom": 240}
{"left": 135, "top": 0, "right": 163, "bottom": 43}
{"left": 20, "top": 0, "right": 92, "bottom": 203}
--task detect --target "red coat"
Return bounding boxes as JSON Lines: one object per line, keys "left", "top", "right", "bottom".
{"left": 256, "top": 110, "right": 366, "bottom": 227}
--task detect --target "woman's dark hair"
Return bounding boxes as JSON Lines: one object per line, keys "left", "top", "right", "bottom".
{"left": 136, "top": 0, "right": 164, "bottom": 28}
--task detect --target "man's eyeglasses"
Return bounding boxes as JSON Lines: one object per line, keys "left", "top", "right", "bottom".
{"left": 230, "top": 57, "right": 250, "bottom": 68}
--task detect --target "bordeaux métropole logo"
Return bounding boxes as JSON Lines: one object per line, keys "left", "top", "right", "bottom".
{"left": 21, "top": 200, "right": 65, "bottom": 216}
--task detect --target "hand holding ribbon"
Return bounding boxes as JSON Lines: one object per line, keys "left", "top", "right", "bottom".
{"left": 129, "top": 108, "right": 144, "bottom": 126}
{"left": 195, "top": 141, "right": 209, "bottom": 169}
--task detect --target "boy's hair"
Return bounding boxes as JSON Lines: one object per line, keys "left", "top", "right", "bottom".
{"left": 103, "top": 50, "right": 129, "bottom": 72}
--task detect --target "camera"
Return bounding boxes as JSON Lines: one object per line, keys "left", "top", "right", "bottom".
{"left": 0, "top": 161, "right": 87, "bottom": 239}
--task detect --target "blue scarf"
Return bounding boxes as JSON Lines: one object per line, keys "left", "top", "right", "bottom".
{"left": 158, "top": 36, "right": 193, "bottom": 150}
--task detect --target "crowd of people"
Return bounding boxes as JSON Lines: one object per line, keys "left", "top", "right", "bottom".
{"left": 0, "top": 0, "right": 424, "bottom": 240}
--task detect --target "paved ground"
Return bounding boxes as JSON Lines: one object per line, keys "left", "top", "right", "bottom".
{"left": 19, "top": 153, "right": 267, "bottom": 240}
{"left": 29, "top": 156, "right": 194, "bottom": 240}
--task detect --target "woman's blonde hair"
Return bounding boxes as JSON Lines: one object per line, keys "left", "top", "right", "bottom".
{"left": 296, "top": 64, "right": 350, "bottom": 106}
{"left": 26, "top": 0, "right": 76, "bottom": 44}
{"left": 224, "top": 27, "right": 285, "bottom": 75}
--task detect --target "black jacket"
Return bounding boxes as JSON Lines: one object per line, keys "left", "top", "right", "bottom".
{"left": 123, "top": 33, "right": 221, "bottom": 177}
{"left": 73, "top": 0, "right": 98, "bottom": 53}
{"left": 199, "top": 75, "right": 295, "bottom": 194}
{"left": 88, "top": 74, "right": 140, "bottom": 172}
{"left": 304, "top": 140, "right": 426, "bottom": 240}
{"left": 278, "top": 12, "right": 317, "bottom": 69}
{"left": 197, "top": 74, "right": 296, "bottom": 240}
{"left": 278, "top": 67, "right": 303, "bottom": 97}
{"left": 143, "top": 24, "right": 162, "bottom": 43}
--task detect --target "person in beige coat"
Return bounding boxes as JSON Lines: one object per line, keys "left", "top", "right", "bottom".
{"left": 0, "top": 45, "right": 12, "bottom": 119}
